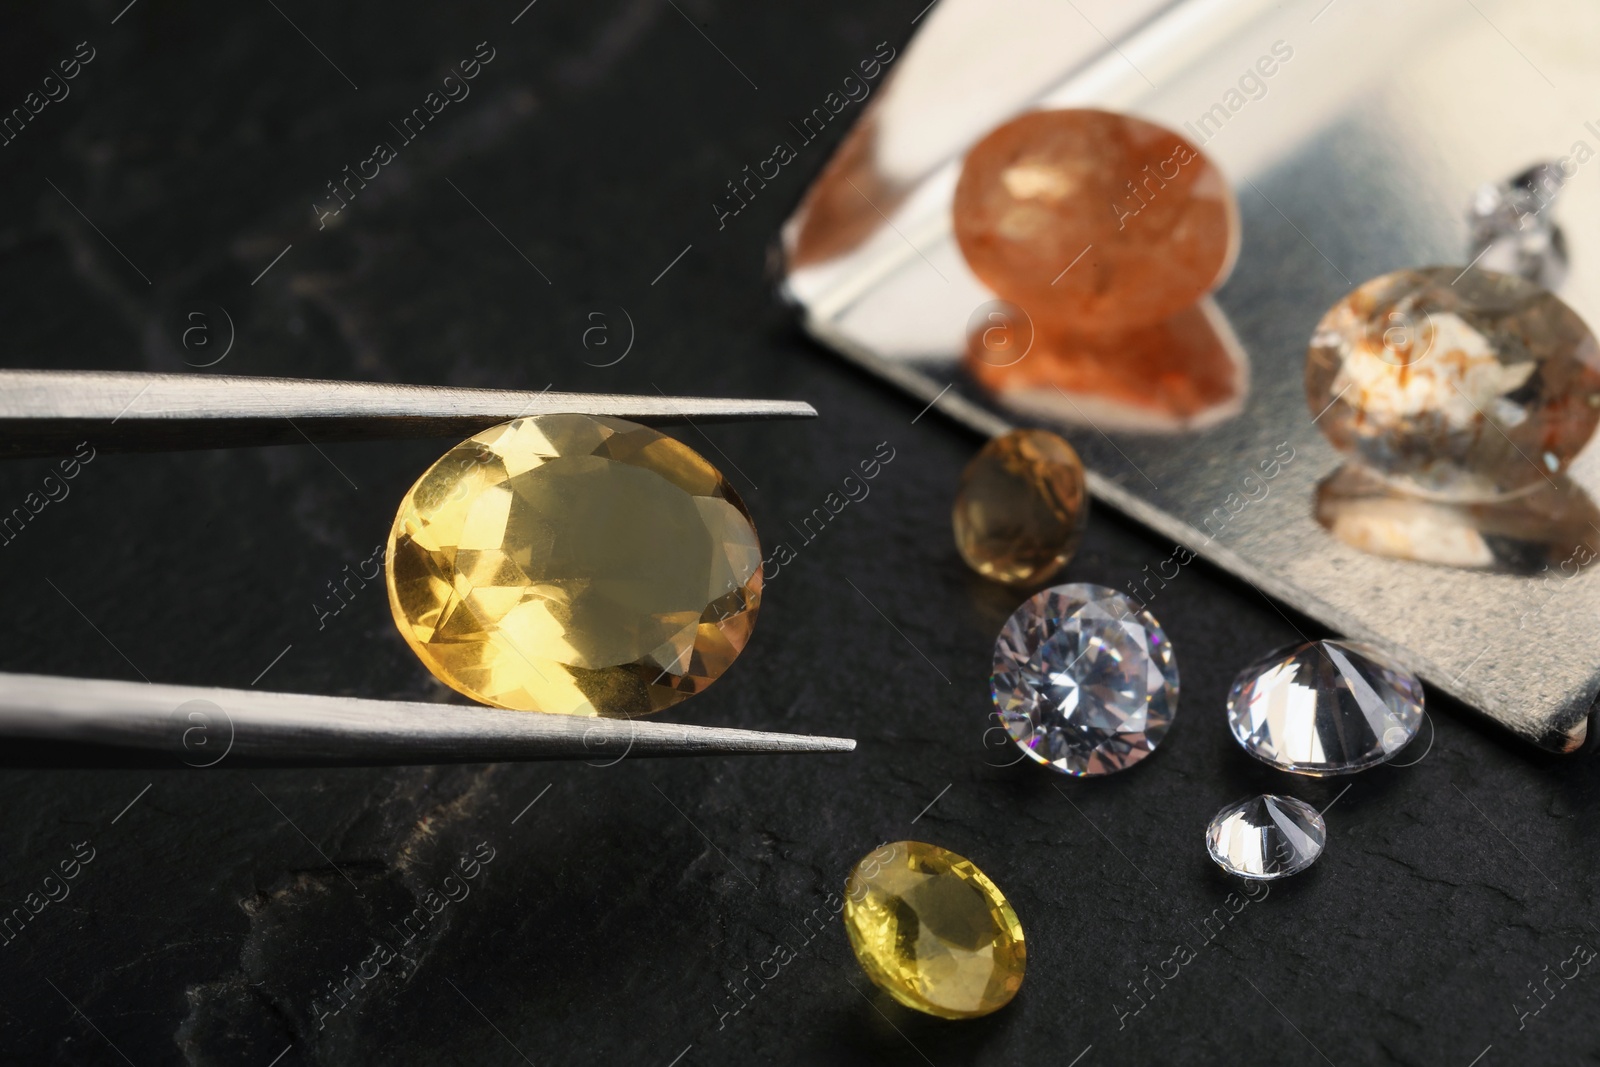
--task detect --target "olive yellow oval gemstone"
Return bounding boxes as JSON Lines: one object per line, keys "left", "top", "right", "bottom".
{"left": 386, "top": 413, "right": 762, "bottom": 717}
{"left": 953, "top": 428, "right": 1088, "bottom": 587}
{"left": 843, "top": 841, "right": 1025, "bottom": 1019}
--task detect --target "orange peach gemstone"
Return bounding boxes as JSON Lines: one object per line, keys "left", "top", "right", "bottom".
{"left": 953, "top": 109, "right": 1238, "bottom": 334}
{"left": 953, "top": 429, "right": 1088, "bottom": 586}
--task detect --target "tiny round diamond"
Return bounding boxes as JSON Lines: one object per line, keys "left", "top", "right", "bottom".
{"left": 991, "top": 583, "right": 1178, "bottom": 776}
{"left": 1206, "top": 795, "right": 1326, "bottom": 880}
{"left": 1227, "top": 639, "right": 1424, "bottom": 776}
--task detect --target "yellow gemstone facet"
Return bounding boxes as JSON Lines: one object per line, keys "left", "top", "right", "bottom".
{"left": 843, "top": 841, "right": 1026, "bottom": 1019}
{"left": 953, "top": 428, "right": 1088, "bottom": 587}
{"left": 386, "top": 413, "right": 763, "bottom": 717}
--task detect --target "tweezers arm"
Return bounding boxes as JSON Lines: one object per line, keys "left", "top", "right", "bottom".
{"left": 0, "top": 370, "right": 817, "bottom": 457}
{"left": 0, "top": 673, "right": 856, "bottom": 764}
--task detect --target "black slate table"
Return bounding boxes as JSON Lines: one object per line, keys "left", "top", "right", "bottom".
{"left": 1, "top": 2, "right": 1597, "bottom": 1064}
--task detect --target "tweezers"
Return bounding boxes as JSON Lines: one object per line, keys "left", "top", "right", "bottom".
{"left": 0, "top": 369, "right": 854, "bottom": 763}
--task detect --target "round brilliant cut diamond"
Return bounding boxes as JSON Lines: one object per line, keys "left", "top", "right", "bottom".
{"left": 1226, "top": 639, "right": 1424, "bottom": 775}
{"left": 991, "top": 583, "right": 1178, "bottom": 776}
{"left": 1206, "top": 794, "right": 1326, "bottom": 880}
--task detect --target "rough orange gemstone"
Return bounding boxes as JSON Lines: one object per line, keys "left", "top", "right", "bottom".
{"left": 953, "top": 429, "right": 1088, "bottom": 586}
{"left": 953, "top": 108, "right": 1238, "bottom": 334}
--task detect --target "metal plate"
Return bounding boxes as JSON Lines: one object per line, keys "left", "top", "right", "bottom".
{"left": 781, "top": 0, "right": 1600, "bottom": 751}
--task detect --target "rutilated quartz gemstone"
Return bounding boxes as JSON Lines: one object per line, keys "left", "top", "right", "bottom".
{"left": 953, "top": 428, "right": 1088, "bottom": 586}
{"left": 1306, "top": 266, "right": 1600, "bottom": 499}
{"left": 843, "top": 841, "right": 1025, "bottom": 1019}
{"left": 953, "top": 108, "right": 1238, "bottom": 335}
{"left": 386, "top": 413, "right": 762, "bottom": 717}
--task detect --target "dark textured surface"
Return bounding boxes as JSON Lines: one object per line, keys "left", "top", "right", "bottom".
{"left": 1, "top": 2, "right": 1598, "bottom": 1065}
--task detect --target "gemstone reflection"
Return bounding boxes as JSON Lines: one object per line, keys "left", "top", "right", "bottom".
{"left": 965, "top": 302, "right": 1248, "bottom": 431}
{"left": 1314, "top": 462, "right": 1600, "bottom": 574}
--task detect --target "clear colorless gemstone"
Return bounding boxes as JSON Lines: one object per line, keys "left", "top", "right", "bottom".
{"left": 1227, "top": 639, "right": 1424, "bottom": 776}
{"left": 991, "top": 583, "right": 1178, "bottom": 776}
{"left": 1466, "top": 162, "right": 1567, "bottom": 289}
{"left": 1206, "top": 795, "right": 1326, "bottom": 880}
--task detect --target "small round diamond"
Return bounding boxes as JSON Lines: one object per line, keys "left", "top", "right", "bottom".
{"left": 1206, "top": 795, "right": 1326, "bottom": 880}
{"left": 1227, "top": 639, "right": 1424, "bottom": 776}
{"left": 991, "top": 583, "right": 1178, "bottom": 776}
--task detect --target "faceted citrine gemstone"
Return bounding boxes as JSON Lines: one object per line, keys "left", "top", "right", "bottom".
{"left": 843, "top": 841, "right": 1025, "bottom": 1019}
{"left": 953, "top": 428, "right": 1088, "bottom": 586}
{"left": 386, "top": 414, "right": 763, "bottom": 717}
{"left": 953, "top": 108, "right": 1238, "bottom": 335}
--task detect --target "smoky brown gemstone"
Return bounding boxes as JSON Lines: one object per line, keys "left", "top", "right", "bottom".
{"left": 953, "top": 428, "right": 1088, "bottom": 586}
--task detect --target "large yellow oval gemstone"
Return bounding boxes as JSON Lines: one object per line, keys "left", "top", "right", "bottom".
{"left": 385, "top": 413, "right": 763, "bottom": 717}
{"left": 843, "top": 841, "right": 1025, "bottom": 1019}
